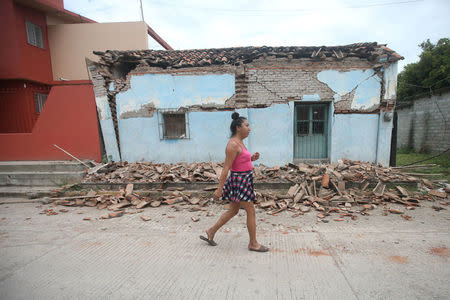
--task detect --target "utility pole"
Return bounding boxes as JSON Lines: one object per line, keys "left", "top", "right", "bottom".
{"left": 139, "top": 0, "right": 144, "bottom": 21}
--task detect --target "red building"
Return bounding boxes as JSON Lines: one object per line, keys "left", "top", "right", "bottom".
{"left": 0, "top": 0, "right": 171, "bottom": 162}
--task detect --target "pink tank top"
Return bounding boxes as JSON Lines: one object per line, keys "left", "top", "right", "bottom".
{"left": 230, "top": 143, "right": 253, "bottom": 172}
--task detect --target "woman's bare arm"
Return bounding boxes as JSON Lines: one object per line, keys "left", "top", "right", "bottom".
{"left": 213, "top": 142, "right": 240, "bottom": 199}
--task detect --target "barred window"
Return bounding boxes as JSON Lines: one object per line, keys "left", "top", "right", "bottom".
{"left": 312, "top": 106, "right": 325, "bottom": 134}
{"left": 296, "top": 106, "right": 309, "bottom": 135}
{"left": 26, "top": 21, "right": 44, "bottom": 48}
{"left": 164, "top": 113, "right": 185, "bottom": 138}
{"left": 34, "top": 93, "right": 48, "bottom": 114}
{"left": 158, "top": 109, "right": 190, "bottom": 139}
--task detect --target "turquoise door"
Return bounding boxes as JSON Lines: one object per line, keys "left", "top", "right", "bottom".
{"left": 294, "top": 103, "right": 328, "bottom": 159}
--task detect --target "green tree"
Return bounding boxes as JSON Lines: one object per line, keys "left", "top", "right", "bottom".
{"left": 397, "top": 38, "right": 450, "bottom": 104}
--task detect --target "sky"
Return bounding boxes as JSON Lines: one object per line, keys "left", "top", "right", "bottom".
{"left": 64, "top": 0, "right": 450, "bottom": 72}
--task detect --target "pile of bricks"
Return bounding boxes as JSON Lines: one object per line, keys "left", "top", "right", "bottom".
{"left": 50, "top": 183, "right": 209, "bottom": 219}
{"left": 256, "top": 172, "right": 448, "bottom": 222}
{"left": 253, "top": 159, "right": 448, "bottom": 221}
{"left": 46, "top": 160, "right": 449, "bottom": 221}
{"left": 84, "top": 159, "right": 430, "bottom": 184}
{"left": 84, "top": 161, "right": 224, "bottom": 183}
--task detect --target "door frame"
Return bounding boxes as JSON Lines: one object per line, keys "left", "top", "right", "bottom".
{"left": 292, "top": 100, "right": 332, "bottom": 164}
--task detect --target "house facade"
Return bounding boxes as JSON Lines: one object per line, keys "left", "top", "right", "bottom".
{"left": 0, "top": 0, "right": 171, "bottom": 162}
{"left": 90, "top": 44, "right": 402, "bottom": 166}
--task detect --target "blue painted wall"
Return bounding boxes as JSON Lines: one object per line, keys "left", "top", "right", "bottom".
{"left": 119, "top": 111, "right": 232, "bottom": 163}
{"left": 317, "top": 69, "right": 381, "bottom": 110}
{"left": 116, "top": 73, "right": 236, "bottom": 163}
{"left": 331, "top": 114, "right": 379, "bottom": 162}
{"left": 118, "top": 103, "right": 295, "bottom": 165}
{"left": 94, "top": 65, "right": 397, "bottom": 166}
{"left": 116, "top": 73, "right": 235, "bottom": 115}
{"left": 95, "top": 95, "right": 120, "bottom": 161}
{"left": 248, "top": 103, "right": 294, "bottom": 166}
{"left": 376, "top": 111, "right": 394, "bottom": 166}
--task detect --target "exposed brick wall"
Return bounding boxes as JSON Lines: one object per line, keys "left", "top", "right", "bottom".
{"left": 122, "top": 56, "right": 385, "bottom": 112}
{"left": 245, "top": 57, "right": 382, "bottom": 111}
{"left": 90, "top": 70, "right": 107, "bottom": 98}
{"left": 89, "top": 67, "right": 121, "bottom": 158}
{"left": 396, "top": 91, "right": 450, "bottom": 153}
{"left": 247, "top": 69, "right": 334, "bottom": 105}
{"left": 90, "top": 56, "right": 392, "bottom": 154}
{"left": 90, "top": 54, "right": 398, "bottom": 163}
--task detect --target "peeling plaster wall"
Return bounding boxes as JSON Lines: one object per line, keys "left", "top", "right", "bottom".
{"left": 378, "top": 62, "right": 398, "bottom": 164}
{"left": 116, "top": 73, "right": 235, "bottom": 115}
{"left": 383, "top": 62, "right": 398, "bottom": 100}
{"left": 118, "top": 103, "right": 294, "bottom": 165}
{"left": 317, "top": 68, "right": 395, "bottom": 165}
{"left": 317, "top": 69, "right": 381, "bottom": 111}
{"left": 91, "top": 58, "right": 399, "bottom": 166}
{"left": 116, "top": 73, "right": 235, "bottom": 162}
{"left": 115, "top": 71, "right": 294, "bottom": 165}
{"left": 96, "top": 95, "right": 121, "bottom": 161}
{"left": 89, "top": 67, "right": 121, "bottom": 162}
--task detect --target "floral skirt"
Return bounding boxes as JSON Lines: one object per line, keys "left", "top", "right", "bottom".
{"left": 222, "top": 170, "right": 255, "bottom": 203}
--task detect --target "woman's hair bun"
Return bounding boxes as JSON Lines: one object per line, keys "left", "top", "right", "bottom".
{"left": 231, "top": 112, "right": 240, "bottom": 120}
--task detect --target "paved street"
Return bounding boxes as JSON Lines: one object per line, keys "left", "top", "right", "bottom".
{"left": 0, "top": 199, "right": 449, "bottom": 299}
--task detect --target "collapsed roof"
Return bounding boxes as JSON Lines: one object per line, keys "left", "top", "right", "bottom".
{"left": 93, "top": 42, "right": 403, "bottom": 70}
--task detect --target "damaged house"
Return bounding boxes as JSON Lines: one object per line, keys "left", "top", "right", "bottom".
{"left": 89, "top": 43, "right": 402, "bottom": 166}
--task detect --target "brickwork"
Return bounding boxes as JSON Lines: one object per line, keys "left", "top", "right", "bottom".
{"left": 89, "top": 66, "right": 121, "bottom": 157}
{"left": 121, "top": 57, "right": 385, "bottom": 111}
{"left": 396, "top": 92, "right": 450, "bottom": 153}
{"left": 245, "top": 57, "right": 382, "bottom": 111}
{"left": 90, "top": 69, "right": 107, "bottom": 98}
{"left": 89, "top": 47, "right": 401, "bottom": 164}
{"left": 247, "top": 68, "right": 334, "bottom": 104}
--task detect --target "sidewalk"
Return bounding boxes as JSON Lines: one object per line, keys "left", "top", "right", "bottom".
{"left": 0, "top": 199, "right": 449, "bottom": 299}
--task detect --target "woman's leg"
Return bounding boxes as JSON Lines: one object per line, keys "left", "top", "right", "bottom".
{"left": 239, "top": 201, "right": 262, "bottom": 249}
{"left": 206, "top": 202, "right": 240, "bottom": 240}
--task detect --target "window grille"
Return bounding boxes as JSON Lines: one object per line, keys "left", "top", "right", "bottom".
{"left": 157, "top": 109, "right": 190, "bottom": 140}
{"left": 26, "top": 21, "right": 44, "bottom": 48}
{"left": 296, "top": 105, "right": 326, "bottom": 135}
{"left": 312, "top": 106, "right": 325, "bottom": 134}
{"left": 296, "top": 106, "right": 309, "bottom": 135}
{"left": 34, "top": 93, "right": 48, "bottom": 114}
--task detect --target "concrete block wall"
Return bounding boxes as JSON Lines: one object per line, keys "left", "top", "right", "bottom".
{"left": 397, "top": 91, "right": 450, "bottom": 153}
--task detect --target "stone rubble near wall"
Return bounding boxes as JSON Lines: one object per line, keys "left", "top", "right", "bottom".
{"left": 46, "top": 159, "right": 449, "bottom": 222}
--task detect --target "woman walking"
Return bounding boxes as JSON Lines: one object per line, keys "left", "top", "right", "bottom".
{"left": 200, "top": 112, "right": 269, "bottom": 252}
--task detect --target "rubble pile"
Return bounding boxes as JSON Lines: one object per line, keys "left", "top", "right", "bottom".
{"left": 48, "top": 160, "right": 449, "bottom": 221}
{"left": 84, "top": 161, "right": 224, "bottom": 183}
{"left": 50, "top": 183, "right": 210, "bottom": 219}
{"left": 84, "top": 159, "right": 430, "bottom": 184}
{"left": 252, "top": 160, "right": 448, "bottom": 221}
{"left": 256, "top": 175, "right": 448, "bottom": 222}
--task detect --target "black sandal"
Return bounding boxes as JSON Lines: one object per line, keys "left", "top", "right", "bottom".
{"left": 200, "top": 235, "right": 217, "bottom": 246}
{"left": 249, "top": 245, "right": 269, "bottom": 252}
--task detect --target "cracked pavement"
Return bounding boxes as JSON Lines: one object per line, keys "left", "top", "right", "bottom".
{"left": 0, "top": 199, "right": 449, "bottom": 299}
